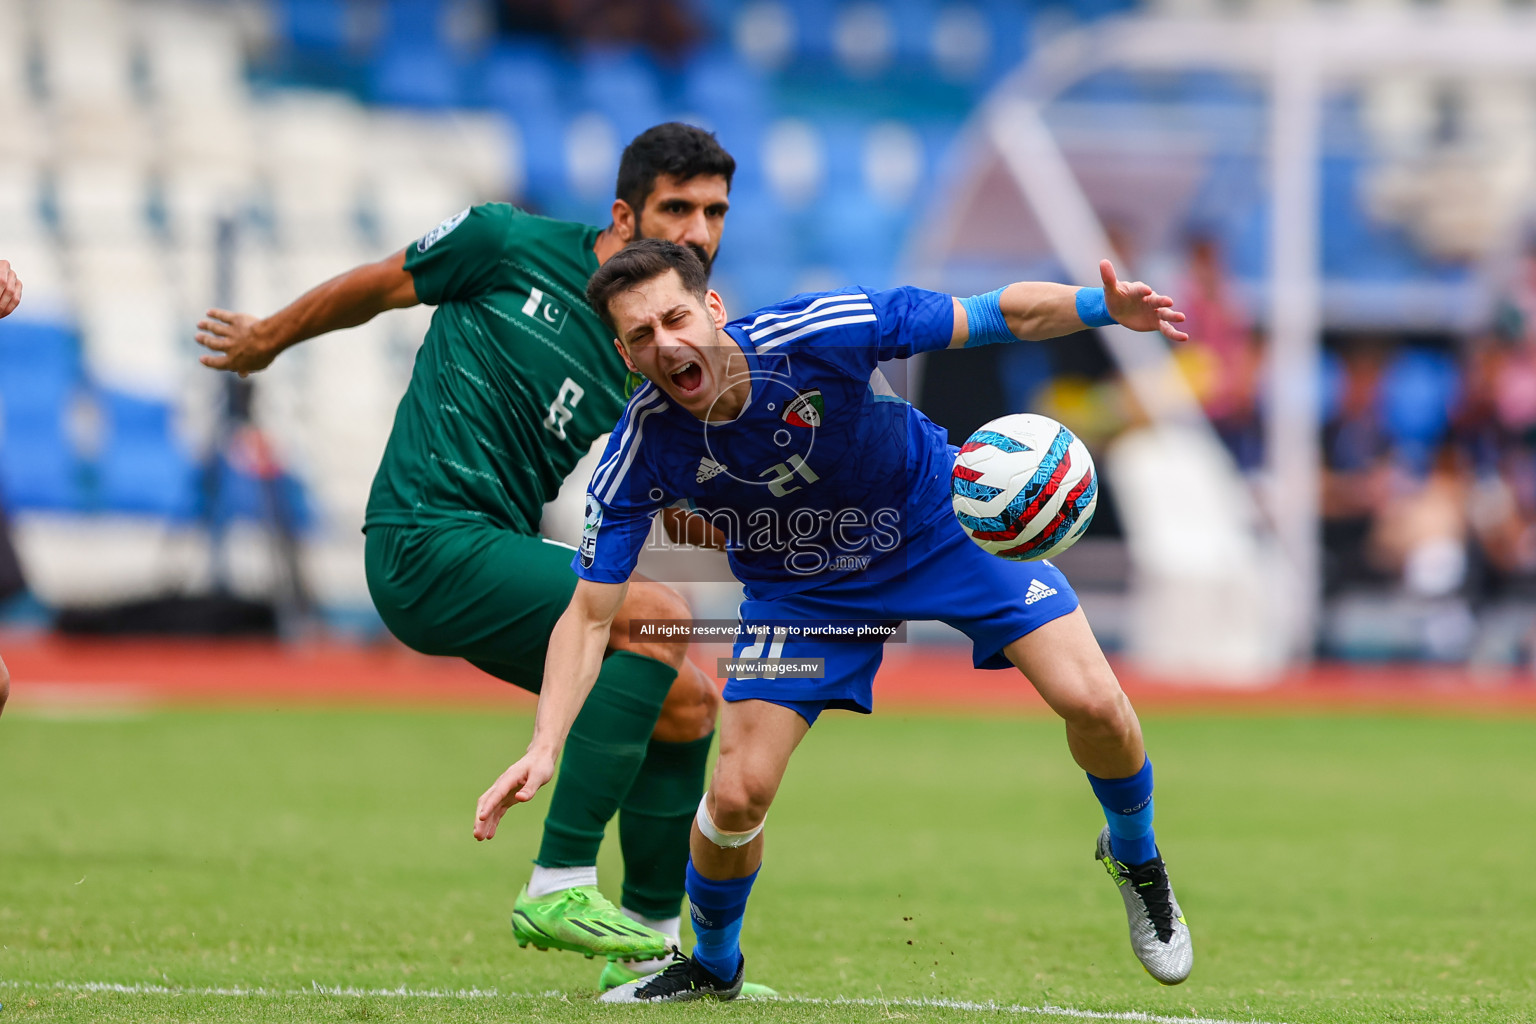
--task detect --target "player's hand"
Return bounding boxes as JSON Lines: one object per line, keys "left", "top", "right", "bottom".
{"left": 1099, "top": 260, "right": 1189, "bottom": 343}
{"left": 473, "top": 749, "right": 557, "bottom": 841}
{"left": 196, "top": 309, "right": 278, "bottom": 377}
{"left": 0, "top": 260, "right": 22, "bottom": 319}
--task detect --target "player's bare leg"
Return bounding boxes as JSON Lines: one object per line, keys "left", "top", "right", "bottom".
{"left": 596, "top": 590, "right": 727, "bottom": 983}
{"left": 1005, "top": 608, "right": 1193, "bottom": 984}
{"left": 602, "top": 698, "right": 807, "bottom": 1003}
{"left": 1003, "top": 608, "right": 1142, "bottom": 778}
{"left": 515, "top": 578, "right": 712, "bottom": 963}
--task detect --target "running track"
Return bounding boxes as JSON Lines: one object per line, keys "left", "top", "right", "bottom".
{"left": 3, "top": 632, "right": 1534, "bottom": 714}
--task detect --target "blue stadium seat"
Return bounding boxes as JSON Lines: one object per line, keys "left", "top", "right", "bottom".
{"left": 820, "top": 117, "right": 867, "bottom": 198}
{"left": 718, "top": 184, "right": 796, "bottom": 267}
{"left": 0, "top": 320, "right": 86, "bottom": 510}
{"left": 371, "top": 41, "right": 462, "bottom": 108}
{"left": 477, "top": 40, "right": 566, "bottom": 116}
{"left": 0, "top": 421, "right": 82, "bottom": 511}
{"left": 0, "top": 320, "right": 78, "bottom": 408}
{"left": 680, "top": 49, "right": 769, "bottom": 134}
{"left": 811, "top": 189, "right": 905, "bottom": 289}
{"left": 380, "top": 0, "right": 444, "bottom": 50}
{"left": 576, "top": 47, "right": 666, "bottom": 144}
{"left": 96, "top": 391, "right": 199, "bottom": 519}
{"left": 888, "top": 0, "right": 939, "bottom": 61}
{"left": 512, "top": 107, "right": 575, "bottom": 207}
{"left": 1320, "top": 155, "right": 1425, "bottom": 281}
{"left": 279, "top": 0, "right": 352, "bottom": 53}
{"left": 782, "top": 0, "right": 837, "bottom": 62}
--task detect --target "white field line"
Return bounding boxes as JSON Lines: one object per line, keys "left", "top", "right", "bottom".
{"left": 0, "top": 978, "right": 1284, "bottom": 1024}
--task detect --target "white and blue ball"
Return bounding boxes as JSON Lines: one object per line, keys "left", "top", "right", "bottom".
{"left": 950, "top": 413, "right": 1098, "bottom": 561}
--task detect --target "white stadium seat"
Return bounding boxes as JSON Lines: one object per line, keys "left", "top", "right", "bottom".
{"left": 53, "top": 160, "right": 156, "bottom": 245}
{"left": 763, "top": 117, "right": 825, "bottom": 209}
{"left": 137, "top": 3, "right": 248, "bottom": 114}
{"left": 369, "top": 170, "right": 477, "bottom": 251}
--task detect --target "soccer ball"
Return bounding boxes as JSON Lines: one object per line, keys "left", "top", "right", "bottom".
{"left": 950, "top": 413, "right": 1098, "bottom": 561}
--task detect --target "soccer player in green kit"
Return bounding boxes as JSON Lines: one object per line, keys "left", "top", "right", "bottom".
{"left": 195, "top": 124, "right": 764, "bottom": 991}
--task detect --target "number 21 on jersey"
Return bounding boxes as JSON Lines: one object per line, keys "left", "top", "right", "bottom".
{"left": 544, "top": 377, "right": 584, "bottom": 440}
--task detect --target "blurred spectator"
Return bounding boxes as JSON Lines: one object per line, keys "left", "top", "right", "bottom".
{"left": 0, "top": 260, "right": 20, "bottom": 319}
{"left": 1369, "top": 445, "right": 1471, "bottom": 599}
{"left": 1321, "top": 339, "right": 1394, "bottom": 593}
{"left": 495, "top": 0, "right": 700, "bottom": 59}
{"left": 1174, "top": 234, "right": 1262, "bottom": 469}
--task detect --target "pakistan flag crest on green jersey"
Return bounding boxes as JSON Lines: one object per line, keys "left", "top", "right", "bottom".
{"left": 782, "top": 388, "right": 824, "bottom": 428}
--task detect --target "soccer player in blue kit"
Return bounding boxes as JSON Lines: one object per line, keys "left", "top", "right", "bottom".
{"left": 473, "top": 239, "right": 1194, "bottom": 1001}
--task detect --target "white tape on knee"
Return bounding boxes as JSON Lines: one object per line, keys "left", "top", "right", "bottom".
{"left": 695, "top": 794, "right": 764, "bottom": 849}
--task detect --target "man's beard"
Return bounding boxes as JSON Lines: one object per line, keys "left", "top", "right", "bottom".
{"left": 634, "top": 221, "right": 715, "bottom": 275}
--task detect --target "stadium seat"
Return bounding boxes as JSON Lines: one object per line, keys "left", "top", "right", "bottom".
{"left": 781, "top": 0, "right": 837, "bottom": 63}
{"left": 476, "top": 40, "right": 566, "bottom": 117}
{"left": 371, "top": 41, "right": 462, "bottom": 108}
{"left": 811, "top": 188, "right": 904, "bottom": 287}
{"left": 496, "top": 108, "right": 571, "bottom": 206}
{"left": 831, "top": 2, "right": 897, "bottom": 78}
{"left": 279, "top": 0, "right": 352, "bottom": 53}
{"left": 680, "top": 48, "right": 770, "bottom": 134}
{"left": 0, "top": 319, "right": 79, "bottom": 402}
{"left": 380, "top": 0, "right": 445, "bottom": 50}
{"left": 929, "top": 2, "right": 994, "bottom": 84}
{"left": 0, "top": 164, "right": 44, "bottom": 239}
{"left": 576, "top": 47, "right": 666, "bottom": 145}
{"left": 886, "top": 0, "right": 938, "bottom": 62}
{"left": 564, "top": 110, "right": 622, "bottom": 203}
{"left": 0, "top": 319, "right": 86, "bottom": 511}
{"left": 54, "top": 161, "right": 155, "bottom": 244}
{"left": 863, "top": 120, "right": 926, "bottom": 207}
{"left": 731, "top": 1, "right": 798, "bottom": 71}
{"left": 763, "top": 117, "right": 826, "bottom": 209}
{"left": 95, "top": 390, "right": 198, "bottom": 520}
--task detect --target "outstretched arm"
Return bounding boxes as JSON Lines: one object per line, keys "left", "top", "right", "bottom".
{"left": 196, "top": 249, "right": 419, "bottom": 377}
{"left": 473, "top": 578, "right": 629, "bottom": 840}
{"left": 948, "top": 259, "right": 1187, "bottom": 349}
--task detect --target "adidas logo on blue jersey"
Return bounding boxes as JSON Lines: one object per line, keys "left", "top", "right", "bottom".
{"left": 1024, "top": 579, "right": 1058, "bottom": 605}
{"left": 696, "top": 457, "right": 726, "bottom": 483}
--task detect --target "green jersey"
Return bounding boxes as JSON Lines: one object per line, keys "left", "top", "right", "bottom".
{"left": 364, "top": 204, "right": 628, "bottom": 535}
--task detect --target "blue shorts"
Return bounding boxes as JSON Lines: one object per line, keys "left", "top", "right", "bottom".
{"left": 723, "top": 514, "right": 1080, "bottom": 726}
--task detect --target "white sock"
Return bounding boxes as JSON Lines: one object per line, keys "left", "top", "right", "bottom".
{"left": 526, "top": 864, "right": 598, "bottom": 898}
{"left": 620, "top": 908, "right": 682, "bottom": 973}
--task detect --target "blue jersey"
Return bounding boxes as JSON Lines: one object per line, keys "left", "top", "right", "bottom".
{"left": 575, "top": 286, "right": 957, "bottom": 599}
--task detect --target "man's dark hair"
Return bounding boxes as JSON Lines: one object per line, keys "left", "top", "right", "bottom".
{"left": 586, "top": 238, "right": 710, "bottom": 334}
{"left": 615, "top": 122, "right": 735, "bottom": 213}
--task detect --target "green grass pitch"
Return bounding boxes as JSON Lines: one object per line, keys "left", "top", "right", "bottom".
{"left": 2, "top": 706, "right": 1533, "bottom": 1022}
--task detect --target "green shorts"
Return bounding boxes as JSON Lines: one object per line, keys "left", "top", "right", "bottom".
{"left": 364, "top": 522, "right": 580, "bottom": 692}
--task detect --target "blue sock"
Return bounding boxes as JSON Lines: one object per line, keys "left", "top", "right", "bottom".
{"left": 1087, "top": 757, "right": 1158, "bottom": 865}
{"left": 685, "top": 858, "right": 758, "bottom": 981}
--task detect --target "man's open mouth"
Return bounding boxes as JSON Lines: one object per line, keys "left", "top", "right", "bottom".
{"left": 670, "top": 361, "right": 703, "bottom": 394}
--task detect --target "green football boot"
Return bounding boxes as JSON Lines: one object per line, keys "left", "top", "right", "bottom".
{"left": 511, "top": 885, "right": 672, "bottom": 961}
{"left": 599, "top": 958, "right": 780, "bottom": 998}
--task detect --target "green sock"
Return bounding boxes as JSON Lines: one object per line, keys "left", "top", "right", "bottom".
{"left": 535, "top": 651, "right": 677, "bottom": 868}
{"left": 617, "top": 731, "right": 714, "bottom": 920}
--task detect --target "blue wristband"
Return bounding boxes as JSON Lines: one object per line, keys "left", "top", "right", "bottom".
{"left": 958, "top": 287, "right": 1014, "bottom": 347}
{"left": 1075, "top": 287, "right": 1116, "bottom": 328}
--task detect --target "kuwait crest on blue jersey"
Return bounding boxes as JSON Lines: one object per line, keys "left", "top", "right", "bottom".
{"left": 782, "top": 388, "right": 824, "bottom": 428}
